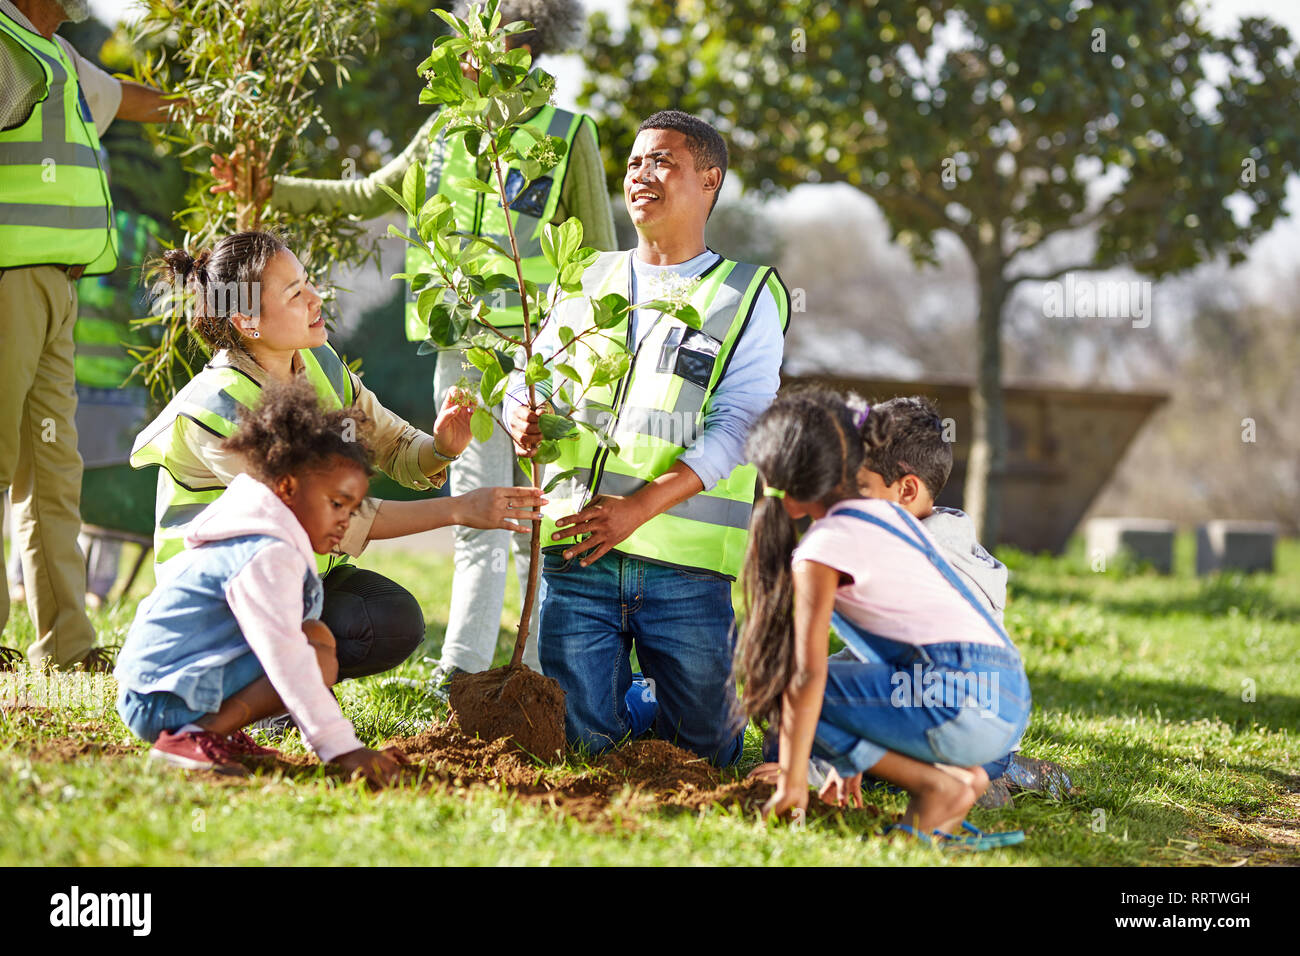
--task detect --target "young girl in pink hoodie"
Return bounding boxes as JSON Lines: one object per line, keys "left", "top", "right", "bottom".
{"left": 115, "top": 379, "right": 408, "bottom": 786}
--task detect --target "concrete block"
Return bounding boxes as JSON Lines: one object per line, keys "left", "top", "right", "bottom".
{"left": 1196, "top": 521, "right": 1278, "bottom": 575}
{"left": 1086, "top": 518, "right": 1176, "bottom": 574}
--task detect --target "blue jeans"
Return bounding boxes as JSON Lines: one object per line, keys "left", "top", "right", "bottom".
{"left": 814, "top": 613, "right": 1031, "bottom": 778}
{"left": 116, "top": 650, "right": 266, "bottom": 743}
{"left": 537, "top": 552, "right": 744, "bottom": 766}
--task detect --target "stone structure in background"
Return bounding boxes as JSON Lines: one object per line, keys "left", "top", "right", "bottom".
{"left": 1085, "top": 518, "right": 1176, "bottom": 574}
{"left": 786, "top": 375, "right": 1167, "bottom": 553}
{"left": 1196, "top": 521, "right": 1278, "bottom": 575}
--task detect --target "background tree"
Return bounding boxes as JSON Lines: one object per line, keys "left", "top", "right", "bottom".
{"left": 582, "top": 0, "right": 1300, "bottom": 542}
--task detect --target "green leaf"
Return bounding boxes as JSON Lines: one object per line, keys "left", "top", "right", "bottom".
{"left": 558, "top": 261, "right": 584, "bottom": 292}
{"left": 673, "top": 304, "right": 703, "bottom": 330}
{"left": 494, "top": 348, "right": 516, "bottom": 374}
{"left": 554, "top": 362, "right": 582, "bottom": 384}
{"left": 402, "top": 161, "right": 426, "bottom": 219}
{"left": 540, "top": 221, "right": 560, "bottom": 269}
{"left": 538, "top": 413, "right": 576, "bottom": 440}
{"left": 533, "top": 440, "right": 561, "bottom": 465}
{"left": 557, "top": 218, "right": 583, "bottom": 264}
{"left": 379, "top": 183, "right": 412, "bottom": 217}
{"left": 480, "top": 362, "right": 505, "bottom": 403}
{"left": 470, "top": 406, "right": 495, "bottom": 444}
{"left": 558, "top": 326, "right": 575, "bottom": 348}
{"left": 542, "top": 467, "right": 580, "bottom": 494}
{"left": 591, "top": 292, "right": 627, "bottom": 329}
{"left": 524, "top": 352, "right": 549, "bottom": 386}
{"left": 466, "top": 347, "right": 495, "bottom": 372}
{"left": 454, "top": 176, "right": 498, "bottom": 195}
{"left": 589, "top": 351, "right": 631, "bottom": 387}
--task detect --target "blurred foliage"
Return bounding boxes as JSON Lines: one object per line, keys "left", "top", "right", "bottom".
{"left": 584, "top": 0, "right": 1300, "bottom": 273}
{"left": 582, "top": 0, "right": 1300, "bottom": 542}
{"left": 300, "top": 0, "right": 455, "bottom": 177}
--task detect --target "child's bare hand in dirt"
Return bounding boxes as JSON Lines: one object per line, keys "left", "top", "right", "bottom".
{"left": 763, "top": 783, "right": 809, "bottom": 822}
{"left": 451, "top": 486, "right": 545, "bottom": 532}
{"left": 336, "top": 746, "right": 409, "bottom": 787}
{"left": 432, "top": 386, "right": 476, "bottom": 459}
{"left": 748, "top": 762, "right": 781, "bottom": 784}
{"left": 818, "top": 767, "right": 864, "bottom": 808}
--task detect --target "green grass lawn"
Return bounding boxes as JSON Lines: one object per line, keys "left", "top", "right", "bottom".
{"left": 1, "top": 534, "right": 1296, "bottom": 866}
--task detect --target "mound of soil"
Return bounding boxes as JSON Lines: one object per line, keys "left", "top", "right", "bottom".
{"left": 386, "top": 721, "right": 881, "bottom": 825}
{"left": 447, "top": 664, "right": 566, "bottom": 761}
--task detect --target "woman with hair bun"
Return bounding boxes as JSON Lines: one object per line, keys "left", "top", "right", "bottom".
{"left": 131, "top": 231, "right": 544, "bottom": 682}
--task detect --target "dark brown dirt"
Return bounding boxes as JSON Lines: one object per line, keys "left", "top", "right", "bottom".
{"left": 2, "top": 705, "right": 880, "bottom": 826}
{"left": 447, "top": 664, "right": 566, "bottom": 760}
{"left": 384, "top": 721, "right": 882, "bottom": 824}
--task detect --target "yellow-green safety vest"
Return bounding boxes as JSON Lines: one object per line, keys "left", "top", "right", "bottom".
{"left": 129, "top": 345, "right": 356, "bottom": 573}
{"left": 0, "top": 13, "right": 118, "bottom": 272}
{"left": 403, "top": 104, "right": 591, "bottom": 339}
{"left": 540, "top": 251, "right": 791, "bottom": 580}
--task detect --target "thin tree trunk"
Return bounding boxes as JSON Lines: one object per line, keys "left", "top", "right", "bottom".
{"left": 510, "top": 459, "right": 543, "bottom": 668}
{"left": 965, "top": 257, "right": 1008, "bottom": 546}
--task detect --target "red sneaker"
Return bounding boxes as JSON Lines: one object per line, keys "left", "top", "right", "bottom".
{"left": 225, "top": 729, "right": 280, "bottom": 758}
{"left": 148, "top": 730, "right": 246, "bottom": 775}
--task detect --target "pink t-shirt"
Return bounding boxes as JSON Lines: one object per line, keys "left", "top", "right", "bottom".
{"left": 791, "top": 499, "right": 1004, "bottom": 647}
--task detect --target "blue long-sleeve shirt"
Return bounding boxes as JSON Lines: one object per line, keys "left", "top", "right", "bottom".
{"left": 509, "top": 248, "right": 786, "bottom": 490}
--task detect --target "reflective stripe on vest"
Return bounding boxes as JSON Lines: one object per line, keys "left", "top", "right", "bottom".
{"left": 539, "top": 251, "right": 791, "bottom": 580}
{"left": 403, "top": 104, "right": 585, "bottom": 339}
{"left": 130, "top": 345, "right": 355, "bottom": 572}
{"left": 0, "top": 14, "right": 118, "bottom": 272}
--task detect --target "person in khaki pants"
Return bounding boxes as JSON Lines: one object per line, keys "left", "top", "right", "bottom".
{"left": 0, "top": 0, "right": 169, "bottom": 670}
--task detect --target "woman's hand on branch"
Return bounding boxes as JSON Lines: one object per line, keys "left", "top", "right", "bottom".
{"left": 452, "top": 486, "right": 546, "bottom": 533}
{"left": 432, "top": 387, "right": 476, "bottom": 459}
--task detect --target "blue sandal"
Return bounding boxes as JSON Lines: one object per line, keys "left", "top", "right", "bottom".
{"left": 956, "top": 821, "right": 1025, "bottom": 848}
{"left": 884, "top": 822, "right": 1023, "bottom": 851}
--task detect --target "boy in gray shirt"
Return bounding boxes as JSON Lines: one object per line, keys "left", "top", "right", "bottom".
{"left": 853, "top": 396, "right": 1071, "bottom": 800}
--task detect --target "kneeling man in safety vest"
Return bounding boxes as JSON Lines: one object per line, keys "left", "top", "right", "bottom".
{"left": 509, "top": 110, "right": 790, "bottom": 765}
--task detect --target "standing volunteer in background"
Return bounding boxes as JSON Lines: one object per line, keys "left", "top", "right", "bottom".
{"left": 0, "top": 0, "right": 170, "bottom": 670}
{"left": 6, "top": 210, "right": 160, "bottom": 613}
{"left": 210, "top": 0, "right": 615, "bottom": 689}
{"left": 511, "top": 110, "right": 790, "bottom": 765}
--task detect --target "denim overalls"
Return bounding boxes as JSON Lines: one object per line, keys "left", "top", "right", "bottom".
{"left": 810, "top": 504, "right": 1032, "bottom": 777}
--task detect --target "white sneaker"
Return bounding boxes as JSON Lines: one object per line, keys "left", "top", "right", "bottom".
{"left": 427, "top": 660, "right": 466, "bottom": 702}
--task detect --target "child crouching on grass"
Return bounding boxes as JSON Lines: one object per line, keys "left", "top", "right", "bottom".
{"left": 114, "top": 379, "right": 407, "bottom": 787}
{"left": 736, "top": 389, "right": 1029, "bottom": 847}
{"left": 857, "top": 396, "right": 1072, "bottom": 798}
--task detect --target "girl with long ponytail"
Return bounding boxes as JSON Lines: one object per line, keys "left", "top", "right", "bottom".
{"left": 735, "top": 389, "right": 1031, "bottom": 847}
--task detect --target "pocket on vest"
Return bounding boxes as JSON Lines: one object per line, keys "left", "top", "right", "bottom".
{"left": 503, "top": 168, "right": 554, "bottom": 219}
{"left": 657, "top": 327, "right": 721, "bottom": 391}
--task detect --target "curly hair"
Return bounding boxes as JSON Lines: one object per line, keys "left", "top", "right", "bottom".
{"left": 222, "top": 378, "right": 374, "bottom": 486}
{"left": 455, "top": 0, "right": 584, "bottom": 56}
{"left": 153, "top": 231, "right": 288, "bottom": 355}
{"left": 859, "top": 396, "right": 953, "bottom": 500}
